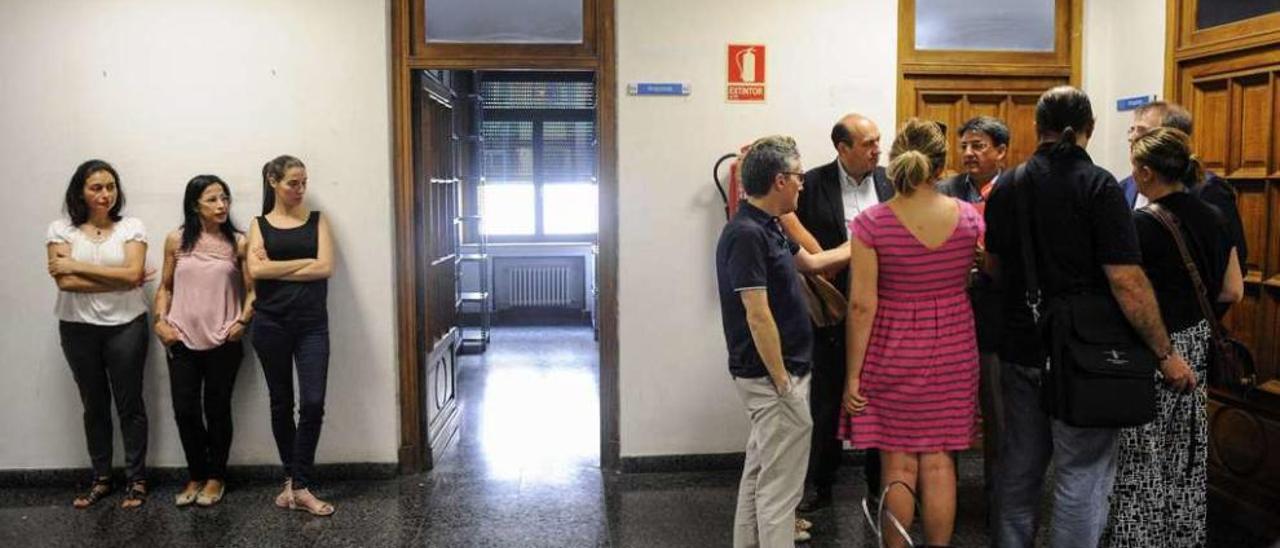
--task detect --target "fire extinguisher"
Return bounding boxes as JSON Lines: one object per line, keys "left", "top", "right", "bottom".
{"left": 736, "top": 47, "right": 757, "bottom": 83}
{"left": 713, "top": 144, "right": 752, "bottom": 220}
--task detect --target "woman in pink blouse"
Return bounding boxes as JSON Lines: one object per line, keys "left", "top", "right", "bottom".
{"left": 153, "top": 175, "right": 255, "bottom": 507}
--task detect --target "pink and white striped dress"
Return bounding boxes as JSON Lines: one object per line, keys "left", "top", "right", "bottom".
{"left": 837, "top": 199, "right": 984, "bottom": 452}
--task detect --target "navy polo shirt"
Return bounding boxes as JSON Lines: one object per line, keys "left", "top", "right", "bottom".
{"left": 715, "top": 201, "right": 813, "bottom": 378}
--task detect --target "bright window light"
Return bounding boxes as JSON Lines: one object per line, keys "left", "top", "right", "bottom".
{"left": 543, "top": 183, "right": 597, "bottom": 235}
{"left": 481, "top": 183, "right": 535, "bottom": 235}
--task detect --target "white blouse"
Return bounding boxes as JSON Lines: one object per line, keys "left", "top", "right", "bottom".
{"left": 46, "top": 217, "right": 149, "bottom": 326}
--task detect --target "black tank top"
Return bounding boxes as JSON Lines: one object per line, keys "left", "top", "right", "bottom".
{"left": 254, "top": 211, "right": 327, "bottom": 316}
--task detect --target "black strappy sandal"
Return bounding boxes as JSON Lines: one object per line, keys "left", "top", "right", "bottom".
{"left": 121, "top": 480, "right": 148, "bottom": 509}
{"left": 73, "top": 477, "right": 114, "bottom": 509}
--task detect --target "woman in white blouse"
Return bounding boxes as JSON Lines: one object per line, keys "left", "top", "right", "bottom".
{"left": 45, "top": 160, "right": 154, "bottom": 509}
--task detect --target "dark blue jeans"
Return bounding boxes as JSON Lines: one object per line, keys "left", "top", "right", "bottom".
{"left": 58, "top": 314, "right": 149, "bottom": 483}
{"left": 251, "top": 311, "right": 329, "bottom": 490}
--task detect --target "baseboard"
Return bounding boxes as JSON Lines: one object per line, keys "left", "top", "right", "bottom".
{"left": 0, "top": 462, "right": 398, "bottom": 488}
{"left": 618, "top": 452, "right": 745, "bottom": 474}
{"left": 618, "top": 450, "right": 875, "bottom": 474}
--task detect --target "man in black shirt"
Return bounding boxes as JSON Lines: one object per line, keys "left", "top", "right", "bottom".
{"left": 778, "top": 113, "right": 893, "bottom": 513}
{"left": 983, "top": 87, "right": 1194, "bottom": 547}
{"left": 715, "top": 135, "right": 849, "bottom": 547}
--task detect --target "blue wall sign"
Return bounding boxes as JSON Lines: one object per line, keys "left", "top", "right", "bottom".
{"left": 1116, "top": 94, "right": 1156, "bottom": 112}
{"left": 628, "top": 83, "right": 691, "bottom": 96}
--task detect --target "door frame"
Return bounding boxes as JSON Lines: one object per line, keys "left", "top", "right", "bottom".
{"left": 390, "top": 0, "right": 619, "bottom": 472}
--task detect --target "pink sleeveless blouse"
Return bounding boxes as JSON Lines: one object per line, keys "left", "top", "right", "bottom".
{"left": 166, "top": 233, "right": 242, "bottom": 350}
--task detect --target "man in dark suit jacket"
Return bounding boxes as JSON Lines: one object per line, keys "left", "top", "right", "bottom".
{"left": 1119, "top": 102, "right": 1249, "bottom": 284}
{"left": 779, "top": 113, "right": 894, "bottom": 512}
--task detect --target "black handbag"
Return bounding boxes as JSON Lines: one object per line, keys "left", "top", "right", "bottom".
{"left": 1013, "top": 164, "right": 1157, "bottom": 428}
{"left": 1145, "top": 203, "right": 1257, "bottom": 396}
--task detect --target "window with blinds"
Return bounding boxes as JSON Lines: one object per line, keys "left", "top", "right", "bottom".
{"left": 478, "top": 74, "right": 597, "bottom": 239}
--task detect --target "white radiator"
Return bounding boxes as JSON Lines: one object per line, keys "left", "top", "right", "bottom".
{"left": 508, "top": 266, "right": 573, "bottom": 308}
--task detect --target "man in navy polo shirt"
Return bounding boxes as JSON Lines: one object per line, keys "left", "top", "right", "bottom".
{"left": 716, "top": 135, "right": 850, "bottom": 548}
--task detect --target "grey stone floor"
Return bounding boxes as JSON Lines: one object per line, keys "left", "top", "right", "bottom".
{"left": 1, "top": 327, "right": 1274, "bottom": 547}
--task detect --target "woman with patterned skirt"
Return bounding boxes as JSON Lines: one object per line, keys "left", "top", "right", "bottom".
{"left": 1101, "top": 127, "right": 1243, "bottom": 547}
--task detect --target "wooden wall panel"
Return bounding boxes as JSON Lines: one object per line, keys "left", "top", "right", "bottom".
{"left": 1230, "top": 75, "right": 1273, "bottom": 178}
{"left": 919, "top": 93, "right": 962, "bottom": 172}
{"left": 1263, "top": 289, "right": 1280, "bottom": 382}
{"left": 1006, "top": 95, "right": 1040, "bottom": 170}
{"left": 1274, "top": 72, "right": 1280, "bottom": 178}
{"left": 1224, "top": 285, "right": 1261, "bottom": 355}
{"left": 1207, "top": 397, "right": 1280, "bottom": 509}
{"left": 966, "top": 96, "right": 1003, "bottom": 121}
{"left": 1193, "top": 80, "right": 1231, "bottom": 173}
{"left": 1270, "top": 183, "right": 1280, "bottom": 281}
{"left": 1238, "top": 183, "right": 1269, "bottom": 276}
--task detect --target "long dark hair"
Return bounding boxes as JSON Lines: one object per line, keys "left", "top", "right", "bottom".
{"left": 64, "top": 160, "right": 124, "bottom": 225}
{"left": 180, "top": 175, "right": 241, "bottom": 252}
{"left": 261, "top": 155, "right": 306, "bottom": 215}
{"left": 1035, "top": 86, "right": 1095, "bottom": 159}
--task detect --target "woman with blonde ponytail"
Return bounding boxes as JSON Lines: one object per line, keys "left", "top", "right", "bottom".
{"left": 837, "top": 119, "right": 984, "bottom": 547}
{"left": 1101, "top": 128, "right": 1243, "bottom": 547}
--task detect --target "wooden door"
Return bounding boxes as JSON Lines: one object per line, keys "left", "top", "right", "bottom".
{"left": 1167, "top": 0, "right": 1280, "bottom": 536}
{"left": 412, "top": 70, "right": 462, "bottom": 469}
{"left": 897, "top": 0, "right": 1081, "bottom": 169}
{"left": 907, "top": 82, "right": 1059, "bottom": 176}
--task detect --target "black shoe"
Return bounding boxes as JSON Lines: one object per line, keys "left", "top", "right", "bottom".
{"left": 797, "top": 490, "right": 832, "bottom": 513}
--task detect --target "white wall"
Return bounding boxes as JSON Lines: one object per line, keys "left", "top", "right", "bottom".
{"left": 0, "top": 0, "right": 1174, "bottom": 469}
{"left": 1082, "top": 0, "right": 1167, "bottom": 179}
{"left": 0, "top": 0, "right": 399, "bottom": 469}
{"left": 616, "top": 0, "right": 900, "bottom": 457}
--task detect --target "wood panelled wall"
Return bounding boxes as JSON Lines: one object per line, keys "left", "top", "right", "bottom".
{"left": 1167, "top": 0, "right": 1280, "bottom": 536}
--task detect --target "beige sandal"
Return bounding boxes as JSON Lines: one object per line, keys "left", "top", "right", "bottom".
{"left": 274, "top": 478, "right": 293, "bottom": 509}
{"left": 195, "top": 479, "right": 225, "bottom": 507}
{"left": 175, "top": 481, "right": 203, "bottom": 507}
{"left": 291, "top": 488, "right": 335, "bottom": 517}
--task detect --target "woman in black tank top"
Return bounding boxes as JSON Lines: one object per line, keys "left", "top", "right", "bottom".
{"left": 246, "top": 155, "right": 337, "bottom": 516}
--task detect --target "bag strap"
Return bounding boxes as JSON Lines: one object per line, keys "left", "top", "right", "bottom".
{"left": 1012, "top": 163, "right": 1042, "bottom": 324}
{"left": 1144, "top": 202, "right": 1225, "bottom": 342}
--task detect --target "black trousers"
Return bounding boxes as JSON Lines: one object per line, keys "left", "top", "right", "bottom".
{"left": 805, "top": 323, "right": 881, "bottom": 496}
{"left": 58, "top": 315, "right": 149, "bottom": 483}
{"left": 252, "top": 310, "right": 329, "bottom": 490}
{"left": 167, "top": 341, "right": 243, "bottom": 481}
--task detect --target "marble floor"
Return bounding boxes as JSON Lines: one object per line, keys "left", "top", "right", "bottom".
{"left": 1, "top": 327, "right": 1274, "bottom": 547}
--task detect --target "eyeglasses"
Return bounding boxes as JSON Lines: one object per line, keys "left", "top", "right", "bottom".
{"left": 959, "top": 140, "right": 990, "bottom": 152}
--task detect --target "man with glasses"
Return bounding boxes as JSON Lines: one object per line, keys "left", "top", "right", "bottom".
{"left": 938, "top": 116, "right": 1008, "bottom": 210}
{"left": 717, "top": 135, "right": 851, "bottom": 547}
{"left": 937, "top": 115, "right": 1010, "bottom": 529}
{"left": 778, "top": 113, "right": 894, "bottom": 514}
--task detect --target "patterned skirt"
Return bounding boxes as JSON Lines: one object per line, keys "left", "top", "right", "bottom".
{"left": 1101, "top": 320, "right": 1210, "bottom": 548}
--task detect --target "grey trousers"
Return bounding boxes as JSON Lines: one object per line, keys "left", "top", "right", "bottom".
{"left": 979, "top": 351, "right": 1005, "bottom": 522}
{"left": 733, "top": 372, "right": 813, "bottom": 548}
{"left": 993, "top": 361, "right": 1119, "bottom": 548}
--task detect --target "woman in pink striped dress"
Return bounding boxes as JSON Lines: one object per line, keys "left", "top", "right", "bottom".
{"left": 838, "top": 118, "right": 983, "bottom": 548}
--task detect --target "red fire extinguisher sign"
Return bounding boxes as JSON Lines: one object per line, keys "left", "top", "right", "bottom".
{"left": 727, "top": 44, "right": 765, "bottom": 103}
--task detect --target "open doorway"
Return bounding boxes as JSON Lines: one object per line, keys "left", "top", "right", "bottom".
{"left": 405, "top": 68, "right": 601, "bottom": 476}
